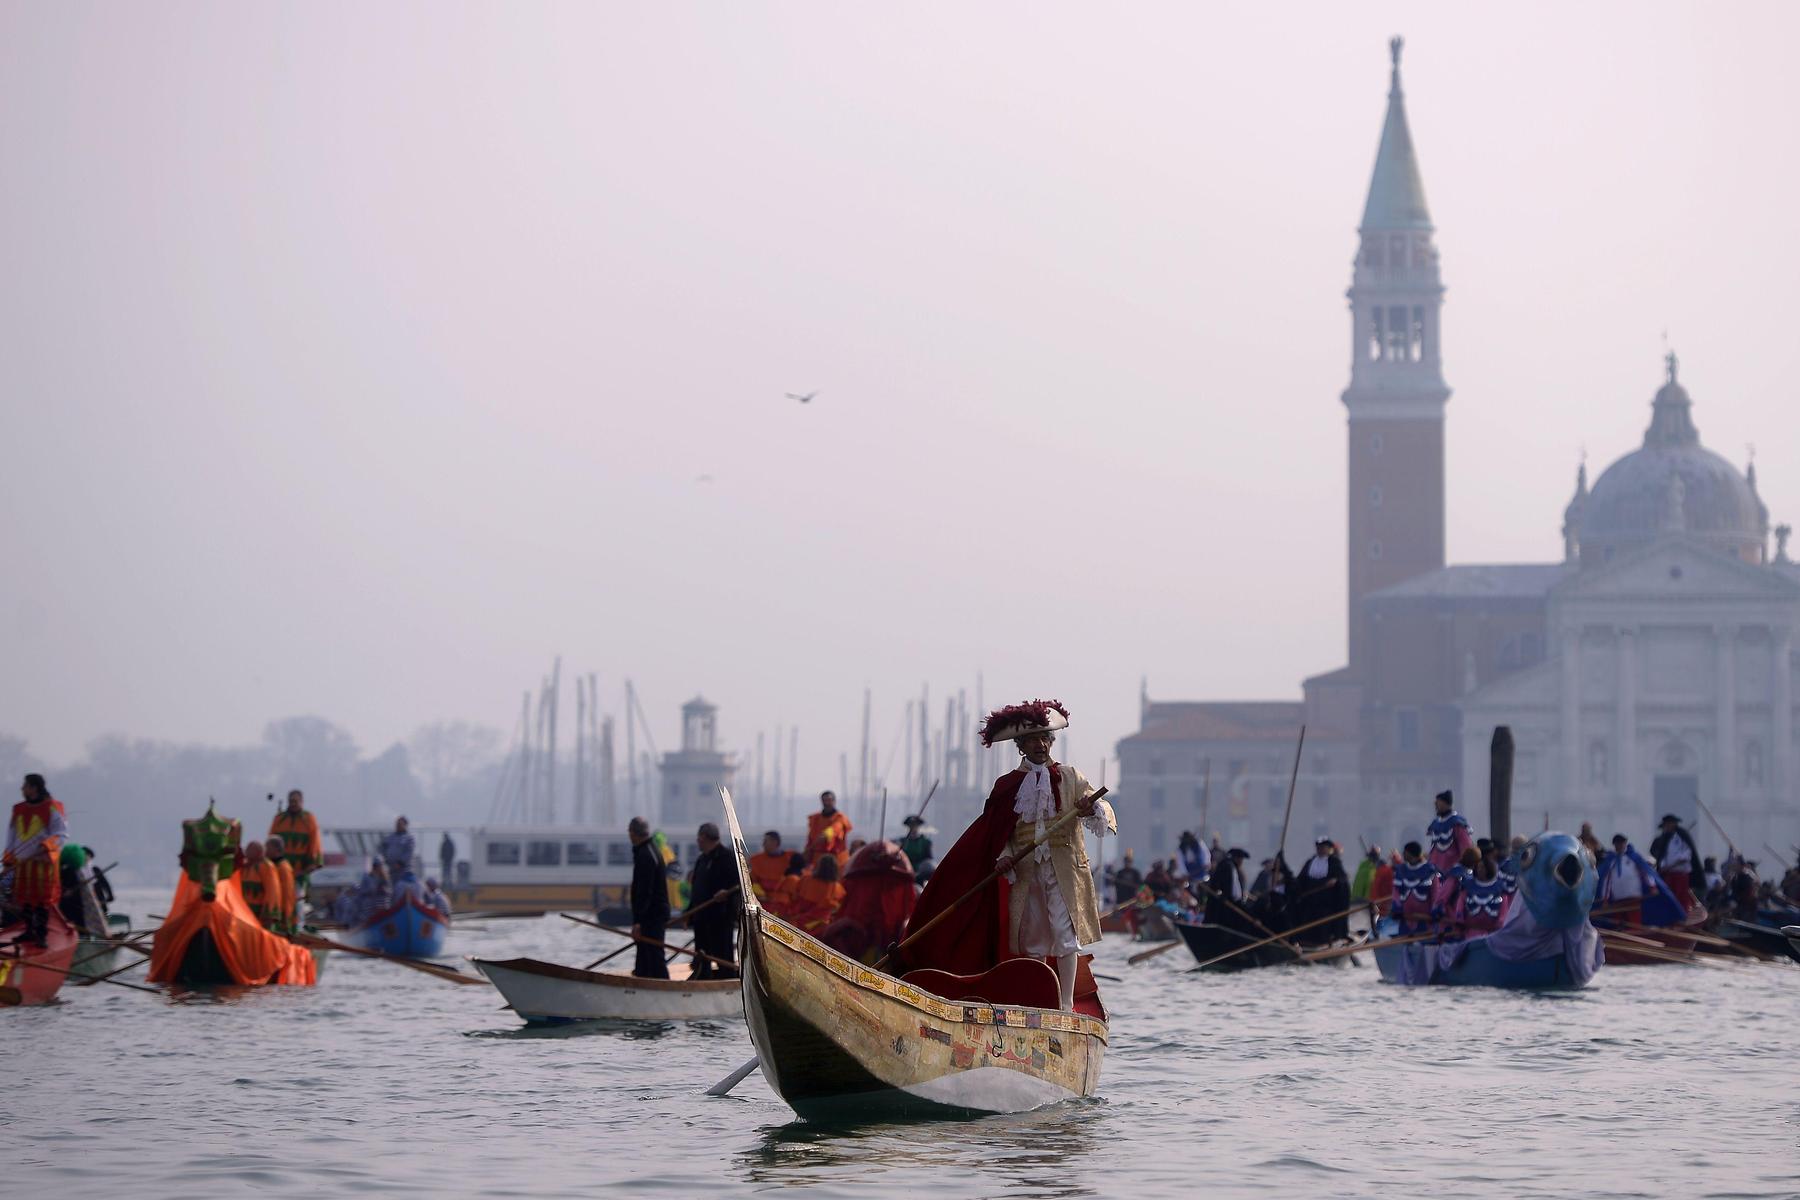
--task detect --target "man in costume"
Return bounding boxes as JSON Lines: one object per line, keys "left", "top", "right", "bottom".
{"left": 1202, "top": 847, "right": 1256, "bottom": 937}
{"left": 264, "top": 833, "right": 298, "bottom": 932}
{"left": 239, "top": 840, "right": 283, "bottom": 930}
{"left": 685, "top": 822, "right": 739, "bottom": 979}
{"left": 1426, "top": 790, "right": 1473, "bottom": 874}
{"left": 1390, "top": 841, "right": 1441, "bottom": 931}
{"left": 1352, "top": 845, "right": 1381, "bottom": 903}
{"left": 421, "top": 876, "right": 451, "bottom": 917}
{"left": 898, "top": 815, "right": 934, "bottom": 883}
{"left": 627, "top": 816, "right": 670, "bottom": 979}
{"left": 1111, "top": 850, "right": 1143, "bottom": 908}
{"left": 1650, "top": 814, "right": 1705, "bottom": 911}
{"left": 269, "top": 789, "right": 323, "bottom": 902}
{"left": 747, "top": 830, "right": 790, "bottom": 905}
{"left": 380, "top": 816, "right": 417, "bottom": 876}
{"left": 1290, "top": 836, "right": 1350, "bottom": 945}
{"left": 1178, "top": 830, "right": 1211, "bottom": 891}
{"left": 787, "top": 853, "right": 845, "bottom": 934}
{"left": 5, "top": 774, "right": 68, "bottom": 946}
{"left": 902, "top": 699, "right": 1115, "bottom": 1013}
{"left": 804, "top": 791, "right": 853, "bottom": 869}
{"left": 1598, "top": 833, "right": 1655, "bottom": 924}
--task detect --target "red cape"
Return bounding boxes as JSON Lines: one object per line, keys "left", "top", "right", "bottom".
{"left": 899, "top": 765, "right": 1073, "bottom": 975}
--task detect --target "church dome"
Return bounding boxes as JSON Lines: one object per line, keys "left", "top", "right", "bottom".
{"left": 1577, "top": 355, "right": 1767, "bottom": 565}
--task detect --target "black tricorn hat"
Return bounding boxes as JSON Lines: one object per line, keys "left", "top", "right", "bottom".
{"left": 1660, "top": 813, "right": 1683, "bottom": 824}
{"left": 1435, "top": 789, "right": 1454, "bottom": 804}
{"left": 902, "top": 815, "right": 926, "bottom": 827}
{"left": 1226, "top": 847, "right": 1250, "bottom": 861}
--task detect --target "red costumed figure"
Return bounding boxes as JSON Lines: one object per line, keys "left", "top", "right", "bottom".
{"left": 821, "top": 839, "right": 918, "bottom": 964}
{"left": 899, "top": 699, "right": 1115, "bottom": 1013}
{"left": 5, "top": 773, "right": 69, "bottom": 947}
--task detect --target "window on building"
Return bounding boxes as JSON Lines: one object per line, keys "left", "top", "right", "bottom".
{"left": 1370, "top": 540, "right": 1383, "bottom": 560}
{"left": 1370, "top": 485, "right": 1383, "bottom": 508}
{"left": 1388, "top": 233, "right": 1405, "bottom": 268}
{"left": 1587, "top": 740, "right": 1609, "bottom": 786}
{"left": 527, "top": 840, "right": 562, "bottom": 867}
{"left": 1227, "top": 758, "right": 1245, "bottom": 780}
{"left": 1364, "top": 237, "right": 1384, "bottom": 268}
{"left": 1148, "top": 755, "right": 1164, "bottom": 777}
{"left": 566, "top": 840, "right": 600, "bottom": 866}
{"left": 1370, "top": 307, "right": 1385, "bottom": 361}
{"left": 1386, "top": 305, "right": 1408, "bottom": 361}
{"left": 1745, "top": 740, "right": 1765, "bottom": 787}
{"left": 1396, "top": 709, "right": 1420, "bottom": 753}
{"left": 1149, "top": 787, "right": 1166, "bottom": 810}
{"left": 1409, "top": 305, "right": 1425, "bottom": 361}
{"left": 606, "top": 842, "right": 633, "bottom": 866}
{"left": 1150, "top": 823, "right": 1168, "bottom": 853}
{"left": 485, "top": 841, "right": 521, "bottom": 866}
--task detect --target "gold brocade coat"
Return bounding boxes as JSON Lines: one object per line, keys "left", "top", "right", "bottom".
{"left": 1003, "top": 762, "right": 1116, "bottom": 950}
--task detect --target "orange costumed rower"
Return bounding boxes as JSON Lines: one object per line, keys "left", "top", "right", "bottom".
{"left": 265, "top": 834, "right": 298, "bottom": 932}
{"left": 747, "top": 830, "right": 790, "bottom": 904}
{"left": 238, "top": 841, "right": 283, "bottom": 929}
{"left": 787, "top": 854, "right": 846, "bottom": 935}
{"left": 269, "top": 789, "right": 323, "bottom": 891}
{"left": 803, "top": 791, "right": 853, "bottom": 869}
{"left": 5, "top": 773, "right": 69, "bottom": 947}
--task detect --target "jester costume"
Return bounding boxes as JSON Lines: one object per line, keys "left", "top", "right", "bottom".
{"left": 5, "top": 777, "right": 69, "bottom": 946}
{"left": 1391, "top": 857, "right": 1441, "bottom": 929}
{"left": 1426, "top": 792, "right": 1474, "bottom": 874}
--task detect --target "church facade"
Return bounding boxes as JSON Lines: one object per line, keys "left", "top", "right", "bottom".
{"left": 1115, "top": 41, "right": 1799, "bottom": 864}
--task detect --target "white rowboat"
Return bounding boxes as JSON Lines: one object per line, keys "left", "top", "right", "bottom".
{"left": 472, "top": 956, "right": 740, "bottom": 1023}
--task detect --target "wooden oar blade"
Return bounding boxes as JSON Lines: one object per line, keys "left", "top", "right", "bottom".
{"left": 706, "top": 1055, "right": 761, "bottom": 1097}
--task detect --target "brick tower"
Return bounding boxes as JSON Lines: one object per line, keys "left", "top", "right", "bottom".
{"left": 1343, "top": 36, "right": 1451, "bottom": 670}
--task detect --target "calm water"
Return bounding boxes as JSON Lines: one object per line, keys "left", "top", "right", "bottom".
{"left": 4, "top": 888, "right": 1797, "bottom": 1199}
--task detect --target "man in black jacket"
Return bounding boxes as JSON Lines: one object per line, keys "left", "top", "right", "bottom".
{"left": 686, "top": 822, "right": 740, "bottom": 979}
{"left": 628, "top": 816, "right": 670, "bottom": 979}
{"left": 1650, "top": 813, "right": 1705, "bottom": 912}
{"left": 1290, "top": 837, "right": 1350, "bottom": 945}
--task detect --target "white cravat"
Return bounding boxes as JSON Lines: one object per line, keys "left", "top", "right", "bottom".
{"left": 1014, "top": 761, "right": 1056, "bottom": 865}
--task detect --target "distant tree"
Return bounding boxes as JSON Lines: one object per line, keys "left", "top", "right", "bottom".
{"left": 407, "top": 721, "right": 504, "bottom": 800}
{"left": 353, "top": 742, "right": 427, "bottom": 821}
{"left": 263, "top": 716, "right": 360, "bottom": 792}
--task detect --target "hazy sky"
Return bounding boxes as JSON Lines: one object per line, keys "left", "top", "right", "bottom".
{"left": 4, "top": 3, "right": 1798, "bottom": 795}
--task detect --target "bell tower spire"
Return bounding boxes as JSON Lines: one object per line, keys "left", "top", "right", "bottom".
{"left": 1343, "top": 36, "right": 1451, "bottom": 670}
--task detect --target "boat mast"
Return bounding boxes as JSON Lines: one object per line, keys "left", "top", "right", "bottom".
{"left": 625, "top": 679, "right": 638, "bottom": 816}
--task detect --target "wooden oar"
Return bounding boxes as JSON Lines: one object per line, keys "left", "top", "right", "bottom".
{"left": 4, "top": 956, "right": 163, "bottom": 994}
{"left": 1301, "top": 932, "right": 1406, "bottom": 963}
{"left": 557, "top": 913, "right": 738, "bottom": 972}
{"left": 1098, "top": 898, "right": 1145, "bottom": 922}
{"left": 289, "top": 931, "right": 489, "bottom": 986}
{"left": 452, "top": 910, "right": 548, "bottom": 922}
{"left": 705, "top": 1055, "right": 762, "bottom": 1097}
{"left": 1597, "top": 932, "right": 1719, "bottom": 967}
{"left": 1180, "top": 900, "right": 1372, "bottom": 971}
{"left": 1126, "top": 926, "right": 1195, "bottom": 964}
{"left": 1183, "top": 877, "right": 1304, "bottom": 962}
{"left": 669, "top": 886, "right": 740, "bottom": 929}
{"left": 73, "top": 951, "right": 155, "bottom": 988}
{"left": 872, "top": 788, "right": 1108, "bottom": 973}
{"left": 1274, "top": 725, "right": 1306, "bottom": 866}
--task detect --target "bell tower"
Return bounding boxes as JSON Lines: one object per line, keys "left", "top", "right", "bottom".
{"left": 1343, "top": 36, "right": 1450, "bottom": 670}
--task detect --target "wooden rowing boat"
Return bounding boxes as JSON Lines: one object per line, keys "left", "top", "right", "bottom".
{"left": 0, "top": 909, "right": 79, "bottom": 1006}
{"left": 721, "top": 786, "right": 1108, "bottom": 1120}
{"left": 1173, "top": 918, "right": 1301, "bottom": 971}
{"left": 472, "top": 956, "right": 740, "bottom": 1024}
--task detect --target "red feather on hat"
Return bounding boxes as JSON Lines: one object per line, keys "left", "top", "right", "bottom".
{"left": 977, "top": 698, "right": 1070, "bottom": 748}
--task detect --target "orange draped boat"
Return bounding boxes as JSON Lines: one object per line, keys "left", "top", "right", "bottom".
{"left": 148, "top": 874, "right": 316, "bottom": 986}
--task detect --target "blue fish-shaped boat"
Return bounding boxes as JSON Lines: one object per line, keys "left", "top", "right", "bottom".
{"left": 351, "top": 894, "right": 450, "bottom": 958}
{"left": 1373, "top": 831, "right": 1603, "bottom": 990}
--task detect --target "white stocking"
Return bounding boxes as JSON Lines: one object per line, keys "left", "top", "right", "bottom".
{"left": 1055, "top": 951, "right": 1078, "bottom": 1011}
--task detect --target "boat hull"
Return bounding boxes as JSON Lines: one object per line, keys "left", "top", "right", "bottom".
{"left": 0, "top": 910, "right": 79, "bottom": 1005}
{"left": 473, "top": 956, "right": 740, "bottom": 1023}
{"left": 1372, "top": 934, "right": 1580, "bottom": 988}
{"left": 68, "top": 933, "right": 132, "bottom": 980}
{"left": 1174, "top": 919, "right": 1302, "bottom": 972}
{"left": 744, "top": 909, "right": 1107, "bottom": 1120}
{"left": 351, "top": 897, "right": 449, "bottom": 958}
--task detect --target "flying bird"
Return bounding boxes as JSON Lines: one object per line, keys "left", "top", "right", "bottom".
{"left": 786, "top": 390, "right": 818, "bottom": 403}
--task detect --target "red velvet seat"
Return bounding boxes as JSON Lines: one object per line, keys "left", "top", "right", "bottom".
{"left": 901, "top": 956, "right": 1061, "bottom": 1010}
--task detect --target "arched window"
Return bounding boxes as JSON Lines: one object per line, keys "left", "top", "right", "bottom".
{"left": 1587, "top": 739, "right": 1609, "bottom": 786}
{"left": 1745, "top": 740, "right": 1765, "bottom": 787}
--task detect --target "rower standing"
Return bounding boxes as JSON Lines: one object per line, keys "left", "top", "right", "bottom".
{"left": 1291, "top": 837, "right": 1350, "bottom": 945}
{"left": 898, "top": 816, "right": 934, "bottom": 882}
{"left": 901, "top": 699, "right": 1115, "bottom": 1013}
{"left": 1650, "top": 814, "right": 1705, "bottom": 912}
{"left": 1390, "top": 842, "right": 1440, "bottom": 931}
{"left": 269, "top": 790, "right": 323, "bottom": 904}
{"left": 1426, "top": 790, "right": 1473, "bottom": 874}
{"left": 4, "top": 774, "right": 67, "bottom": 947}
{"left": 804, "top": 791, "right": 853, "bottom": 870}
{"left": 627, "top": 817, "right": 670, "bottom": 979}
{"left": 685, "top": 822, "right": 739, "bottom": 979}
